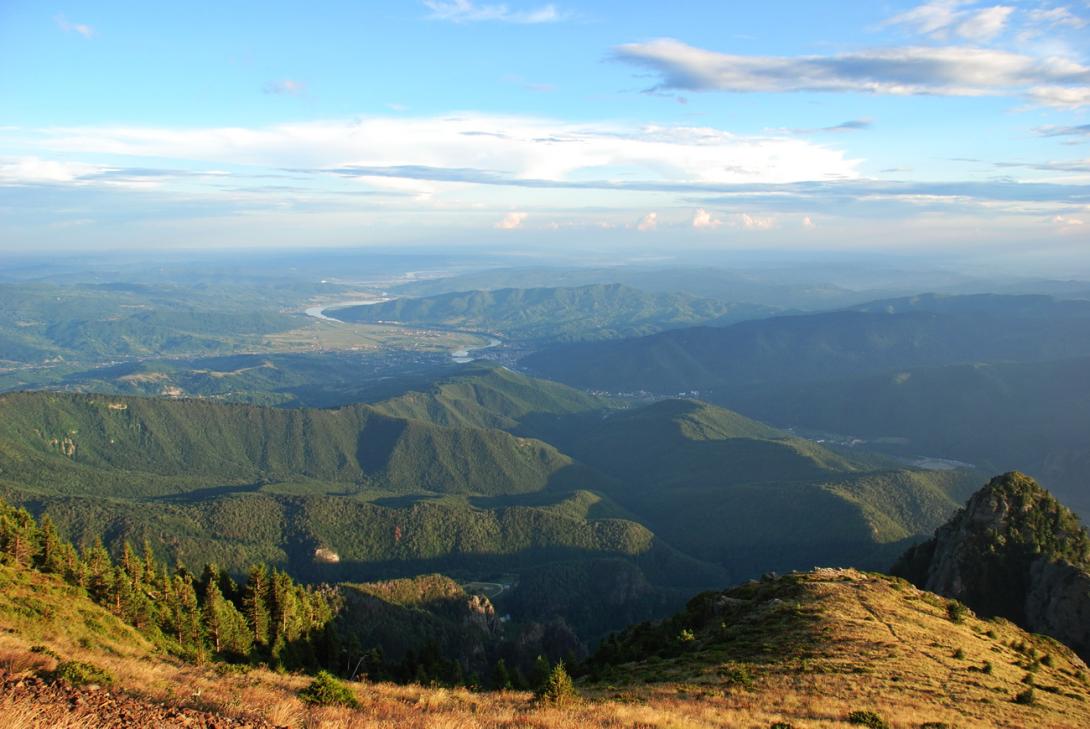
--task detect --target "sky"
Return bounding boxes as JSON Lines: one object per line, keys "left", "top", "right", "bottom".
{"left": 1, "top": 0, "right": 1089, "bottom": 260}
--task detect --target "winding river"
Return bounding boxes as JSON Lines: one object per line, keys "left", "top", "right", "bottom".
{"left": 304, "top": 299, "right": 502, "bottom": 362}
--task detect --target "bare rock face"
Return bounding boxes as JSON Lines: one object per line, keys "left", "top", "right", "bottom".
{"left": 892, "top": 471, "right": 1090, "bottom": 660}
{"left": 464, "top": 593, "right": 500, "bottom": 634}
{"left": 1025, "top": 558, "right": 1090, "bottom": 659}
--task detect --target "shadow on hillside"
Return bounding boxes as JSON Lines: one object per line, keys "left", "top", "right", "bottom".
{"left": 151, "top": 481, "right": 263, "bottom": 503}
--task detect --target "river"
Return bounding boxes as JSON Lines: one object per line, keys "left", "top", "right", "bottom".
{"left": 304, "top": 299, "right": 502, "bottom": 362}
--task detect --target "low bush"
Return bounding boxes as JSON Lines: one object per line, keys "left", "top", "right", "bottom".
{"left": 846, "top": 710, "right": 889, "bottom": 728}
{"left": 53, "top": 660, "right": 113, "bottom": 687}
{"left": 299, "top": 670, "right": 359, "bottom": 708}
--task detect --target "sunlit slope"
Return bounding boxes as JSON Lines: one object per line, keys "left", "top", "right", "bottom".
{"left": 0, "top": 390, "right": 573, "bottom": 497}
{"left": 588, "top": 567, "right": 1090, "bottom": 728}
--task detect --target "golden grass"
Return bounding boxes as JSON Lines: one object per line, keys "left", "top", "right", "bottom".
{"left": 1, "top": 567, "right": 1087, "bottom": 728}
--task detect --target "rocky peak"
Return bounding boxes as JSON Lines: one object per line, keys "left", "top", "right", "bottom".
{"left": 893, "top": 471, "right": 1090, "bottom": 659}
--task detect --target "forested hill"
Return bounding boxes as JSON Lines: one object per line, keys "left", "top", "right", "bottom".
{"left": 0, "top": 364, "right": 980, "bottom": 645}
{"left": 521, "top": 294, "right": 1090, "bottom": 392}
{"left": 330, "top": 284, "right": 776, "bottom": 343}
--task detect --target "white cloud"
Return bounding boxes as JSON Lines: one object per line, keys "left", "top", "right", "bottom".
{"left": 636, "top": 212, "right": 658, "bottom": 231}
{"left": 1025, "top": 85, "right": 1090, "bottom": 109}
{"left": 738, "top": 213, "right": 776, "bottom": 230}
{"left": 802, "top": 215, "right": 816, "bottom": 228}
{"left": 691, "top": 208, "right": 721, "bottom": 228}
{"left": 884, "top": 1, "right": 1013, "bottom": 41}
{"left": 264, "top": 79, "right": 305, "bottom": 95}
{"left": 614, "top": 38, "right": 1090, "bottom": 106}
{"left": 956, "top": 5, "right": 1015, "bottom": 41}
{"left": 0, "top": 157, "right": 104, "bottom": 184}
{"left": 1026, "top": 7, "right": 1087, "bottom": 29}
{"left": 423, "top": 0, "right": 564, "bottom": 23}
{"left": 12, "top": 114, "right": 860, "bottom": 188}
{"left": 494, "top": 211, "right": 527, "bottom": 229}
{"left": 54, "top": 13, "right": 94, "bottom": 38}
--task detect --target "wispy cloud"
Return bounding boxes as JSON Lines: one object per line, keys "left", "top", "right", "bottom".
{"left": 614, "top": 38, "right": 1090, "bottom": 108}
{"left": 263, "top": 79, "right": 306, "bottom": 95}
{"left": 883, "top": 1, "right": 1014, "bottom": 42}
{"left": 1026, "top": 6, "right": 1087, "bottom": 29}
{"left": 54, "top": 13, "right": 94, "bottom": 38}
{"left": 423, "top": 0, "right": 565, "bottom": 24}
{"left": 1036, "top": 123, "right": 1090, "bottom": 138}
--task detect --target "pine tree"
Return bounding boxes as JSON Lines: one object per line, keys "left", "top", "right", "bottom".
{"left": 36, "top": 514, "right": 66, "bottom": 574}
{"left": 0, "top": 506, "right": 38, "bottom": 567}
{"left": 83, "top": 540, "right": 114, "bottom": 603}
{"left": 242, "top": 564, "right": 271, "bottom": 647}
{"left": 493, "top": 658, "right": 513, "bottom": 690}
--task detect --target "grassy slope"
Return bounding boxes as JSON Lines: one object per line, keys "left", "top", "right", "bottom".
{"left": 589, "top": 568, "right": 1090, "bottom": 728}
{"left": 2, "top": 562, "right": 1087, "bottom": 728}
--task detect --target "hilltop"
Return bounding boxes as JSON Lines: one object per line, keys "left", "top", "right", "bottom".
{"left": 894, "top": 472, "right": 1090, "bottom": 660}
{"left": 3, "top": 555, "right": 1088, "bottom": 728}
{"left": 586, "top": 567, "right": 1090, "bottom": 728}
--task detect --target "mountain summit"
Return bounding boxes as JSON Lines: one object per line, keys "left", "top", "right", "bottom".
{"left": 893, "top": 472, "right": 1090, "bottom": 659}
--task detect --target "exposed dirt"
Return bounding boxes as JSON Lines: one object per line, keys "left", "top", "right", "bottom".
{"left": 0, "top": 669, "right": 272, "bottom": 728}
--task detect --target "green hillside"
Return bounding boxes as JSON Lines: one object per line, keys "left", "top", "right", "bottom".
{"left": 522, "top": 295, "right": 1090, "bottom": 393}
{"left": 369, "top": 362, "right": 606, "bottom": 429}
{"left": 331, "top": 284, "right": 772, "bottom": 343}
{"left": 0, "top": 389, "right": 573, "bottom": 497}
{"left": 523, "top": 399, "right": 979, "bottom": 579}
{"left": 725, "top": 355, "right": 1090, "bottom": 516}
{"left": 0, "top": 365, "right": 983, "bottom": 641}
{"left": 0, "top": 281, "right": 300, "bottom": 365}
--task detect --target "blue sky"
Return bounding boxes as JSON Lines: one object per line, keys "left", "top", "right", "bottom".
{"left": 1, "top": 0, "right": 1088, "bottom": 258}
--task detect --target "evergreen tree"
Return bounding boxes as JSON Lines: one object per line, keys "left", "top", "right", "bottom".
{"left": 242, "top": 564, "right": 271, "bottom": 647}
{"left": 36, "top": 514, "right": 67, "bottom": 575}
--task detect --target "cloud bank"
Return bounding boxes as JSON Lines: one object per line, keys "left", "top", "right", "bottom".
{"left": 614, "top": 38, "right": 1090, "bottom": 108}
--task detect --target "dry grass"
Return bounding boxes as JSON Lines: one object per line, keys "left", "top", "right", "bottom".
{"left": 1, "top": 567, "right": 1088, "bottom": 728}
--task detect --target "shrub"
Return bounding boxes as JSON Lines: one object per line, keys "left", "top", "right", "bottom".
{"left": 54, "top": 660, "right": 113, "bottom": 687}
{"left": 717, "top": 665, "right": 754, "bottom": 688}
{"left": 299, "top": 670, "right": 359, "bottom": 708}
{"left": 29, "top": 645, "right": 59, "bottom": 659}
{"left": 982, "top": 661, "right": 993, "bottom": 674}
{"left": 946, "top": 601, "right": 967, "bottom": 624}
{"left": 1040, "top": 653, "right": 1053, "bottom": 667}
{"left": 536, "top": 661, "right": 578, "bottom": 705}
{"left": 846, "top": 710, "right": 889, "bottom": 728}
{"left": 1014, "top": 687, "right": 1036, "bottom": 705}
{"left": 953, "top": 648, "right": 965, "bottom": 660}
{"left": 769, "top": 723, "right": 795, "bottom": 729}
{"left": 678, "top": 628, "right": 696, "bottom": 643}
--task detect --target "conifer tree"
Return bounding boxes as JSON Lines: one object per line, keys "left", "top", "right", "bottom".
{"left": 242, "top": 564, "right": 271, "bottom": 647}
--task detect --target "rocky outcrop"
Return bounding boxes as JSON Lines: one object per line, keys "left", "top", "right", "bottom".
{"left": 892, "top": 471, "right": 1090, "bottom": 659}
